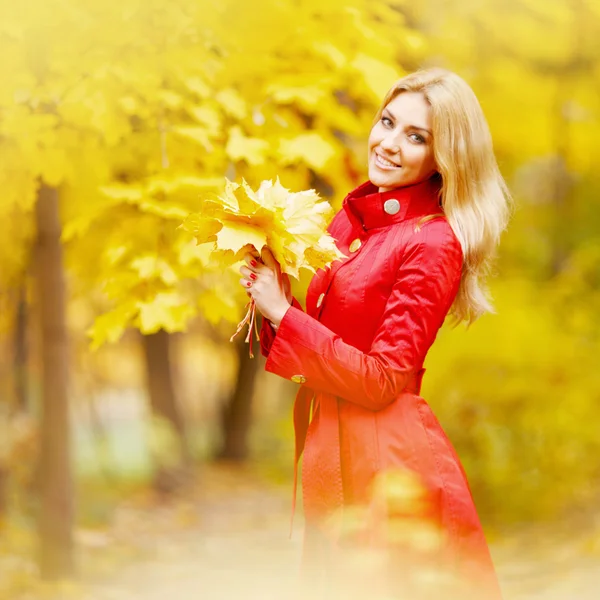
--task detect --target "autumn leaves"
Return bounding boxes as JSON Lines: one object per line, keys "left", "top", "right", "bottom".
{"left": 181, "top": 178, "right": 345, "bottom": 353}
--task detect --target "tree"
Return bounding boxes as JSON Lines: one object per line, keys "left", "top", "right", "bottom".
{"left": 142, "top": 329, "right": 191, "bottom": 492}
{"left": 217, "top": 336, "right": 261, "bottom": 461}
{"left": 34, "top": 184, "right": 74, "bottom": 578}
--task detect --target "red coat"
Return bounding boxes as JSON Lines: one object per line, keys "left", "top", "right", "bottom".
{"left": 260, "top": 177, "right": 502, "bottom": 597}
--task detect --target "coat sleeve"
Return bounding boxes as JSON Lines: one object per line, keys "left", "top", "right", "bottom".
{"left": 264, "top": 225, "right": 463, "bottom": 410}
{"left": 259, "top": 297, "right": 304, "bottom": 358}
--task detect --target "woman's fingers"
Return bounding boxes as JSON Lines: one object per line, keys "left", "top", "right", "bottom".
{"left": 261, "top": 246, "right": 289, "bottom": 293}
{"left": 240, "top": 254, "right": 263, "bottom": 281}
{"left": 261, "top": 246, "right": 284, "bottom": 283}
{"left": 243, "top": 252, "right": 263, "bottom": 269}
{"left": 239, "top": 265, "right": 256, "bottom": 291}
{"left": 239, "top": 256, "right": 264, "bottom": 290}
{"left": 239, "top": 265, "right": 258, "bottom": 280}
{"left": 282, "top": 272, "right": 292, "bottom": 302}
{"left": 246, "top": 244, "right": 261, "bottom": 258}
{"left": 239, "top": 248, "right": 286, "bottom": 300}
{"left": 260, "top": 246, "right": 279, "bottom": 272}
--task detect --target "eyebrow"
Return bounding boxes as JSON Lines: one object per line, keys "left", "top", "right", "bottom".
{"left": 382, "top": 107, "right": 432, "bottom": 136}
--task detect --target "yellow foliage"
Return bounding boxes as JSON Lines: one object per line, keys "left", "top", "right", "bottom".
{"left": 137, "top": 292, "right": 197, "bottom": 335}
{"left": 424, "top": 275, "right": 600, "bottom": 525}
{"left": 0, "top": 0, "right": 426, "bottom": 346}
{"left": 352, "top": 53, "right": 403, "bottom": 100}
{"left": 278, "top": 133, "right": 337, "bottom": 170}
{"left": 182, "top": 178, "right": 346, "bottom": 279}
{"left": 225, "top": 126, "right": 270, "bottom": 166}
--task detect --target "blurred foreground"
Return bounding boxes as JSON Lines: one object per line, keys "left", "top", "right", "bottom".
{"left": 3, "top": 463, "right": 600, "bottom": 600}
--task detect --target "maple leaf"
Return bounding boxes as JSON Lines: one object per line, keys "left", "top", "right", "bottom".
{"left": 181, "top": 177, "right": 346, "bottom": 355}
{"left": 181, "top": 177, "right": 345, "bottom": 276}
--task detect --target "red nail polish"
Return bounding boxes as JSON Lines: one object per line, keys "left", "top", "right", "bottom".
{"left": 250, "top": 273, "right": 257, "bottom": 280}
{"left": 250, "top": 260, "right": 258, "bottom": 267}
{"left": 247, "top": 281, "right": 252, "bottom": 287}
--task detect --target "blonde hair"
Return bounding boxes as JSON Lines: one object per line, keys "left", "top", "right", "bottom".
{"left": 374, "top": 68, "right": 512, "bottom": 324}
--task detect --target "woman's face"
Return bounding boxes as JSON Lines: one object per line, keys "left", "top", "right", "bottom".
{"left": 368, "top": 91, "right": 437, "bottom": 192}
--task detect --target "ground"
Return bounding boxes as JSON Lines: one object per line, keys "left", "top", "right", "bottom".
{"left": 68, "top": 464, "right": 600, "bottom": 600}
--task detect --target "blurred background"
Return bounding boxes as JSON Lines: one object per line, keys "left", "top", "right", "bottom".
{"left": 0, "top": 0, "right": 599, "bottom": 598}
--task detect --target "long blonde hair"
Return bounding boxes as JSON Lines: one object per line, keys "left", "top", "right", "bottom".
{"left": 374, "top": 68, "right": 512, "bottom": 324}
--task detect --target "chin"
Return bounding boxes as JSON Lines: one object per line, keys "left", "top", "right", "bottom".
{"left": 369, "top": 171, "right": 401, "bottom": 191}
{"left": 367, "top": 168, "right": 390, "bottom": 188}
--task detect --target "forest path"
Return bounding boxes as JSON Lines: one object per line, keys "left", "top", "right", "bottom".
{"left": 78, "top": 464, "right": 600, "bottom": 600}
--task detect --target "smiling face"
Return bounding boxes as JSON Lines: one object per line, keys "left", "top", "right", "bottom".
{"left": 368, "top": 91, "right": 437, "bottom": 192}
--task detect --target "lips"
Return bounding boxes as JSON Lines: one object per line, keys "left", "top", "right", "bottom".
{"left": 374, "top": 152, "right": 401, "bottom": 169}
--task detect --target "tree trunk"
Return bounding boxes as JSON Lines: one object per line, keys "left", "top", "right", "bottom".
{"left": 0, "top": 465, "right": 8, "bottom": 518}
{"left": 34, "top": 184, "right": 74, "bottom": 579}
{"left": 142, "top": 330, "right": 190, "bottom": 492}
{"left": 0, "top": 284, "right": 29, "bottom": 520}
{"left": 13, "top": 283, "right": 28, "bottom": 412}
{"left": 218, "top": 337, "right": 259, "bottom": 461}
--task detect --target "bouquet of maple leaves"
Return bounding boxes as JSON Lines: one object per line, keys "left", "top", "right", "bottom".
{"left": 181, "top": 178, "right": 345, "bottom": 356}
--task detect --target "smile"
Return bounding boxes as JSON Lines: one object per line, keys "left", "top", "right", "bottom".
{"left": 375, "top": 153, "right": 401, "bottom": 169}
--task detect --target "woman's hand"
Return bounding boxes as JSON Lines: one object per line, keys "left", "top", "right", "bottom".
{"left": 239, "top": 247, "right": 291, "bottom": 327}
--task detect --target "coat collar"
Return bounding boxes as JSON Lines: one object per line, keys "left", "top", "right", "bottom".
{"left": 343, "top": 175, "right": 443, "bottom": 231}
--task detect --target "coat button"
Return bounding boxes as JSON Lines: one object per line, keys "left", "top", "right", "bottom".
{"left": 291, "top": 374, "right": 306, "bottom": 384}
{"left": 383, "top": 199, "right": 400, "bottom": 215}
{"left": 349, "top": 238, "right": 362, "bottom": 253}
{"left": 316, "top": 293, "right": 325, "bottom": 308}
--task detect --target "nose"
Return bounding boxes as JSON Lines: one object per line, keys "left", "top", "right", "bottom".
{"left": 379, "top": 134, "right": 400, "bottom": 155}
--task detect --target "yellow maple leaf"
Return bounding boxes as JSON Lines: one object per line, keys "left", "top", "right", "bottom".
{"left": 182, "top": 177, "right": 345, "bottom": 277}
{"left": 216, "top": 222, "right": 268, "bottom": 254}
{"left": 278, "top": 133, "right": 337, "bottom": 170}
{"left": 181, "top": 177, "right": 346, "bottom": 355}
{"left": 88, "top": 303, "right": 137, "bottom": 350}
{"left": 352, "top": 53, "right": 402, "bottom": 99}
{"left": 137, "top": 292, "right": 196, "bottom": 334}
{"left": 225, "top": 126, "right": 270, "bottom": 166}
{"left": 180, "top": 214, "right": 222, "bottom": 244}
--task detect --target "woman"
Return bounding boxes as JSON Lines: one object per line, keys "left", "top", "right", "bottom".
{"left": 239, "top": 68, "right": 510, "bottom": 598}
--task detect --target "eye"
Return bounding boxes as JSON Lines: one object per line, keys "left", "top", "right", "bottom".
{"left": 409, "top": 133, "right": 425, "bottom": 144}
{"left": 381, "top": 116, "right": 393, "bottom": 128}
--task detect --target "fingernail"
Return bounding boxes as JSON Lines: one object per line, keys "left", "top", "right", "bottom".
{"left": 246, "top": 281, "right": 252, "bottom": 287}
{"left": 250, "top": 260, "right": 258, "bottom": 267}
{"left": 250, "top": 273, "right": 257, "bottom": 280}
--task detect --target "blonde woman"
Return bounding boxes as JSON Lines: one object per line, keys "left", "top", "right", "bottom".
{"left": 240, "top": 68, "right": 510, "bottom": 597}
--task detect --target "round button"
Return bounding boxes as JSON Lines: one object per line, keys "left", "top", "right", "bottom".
{"left": 316, "top": 293, "right": 325, "bottom": 308}
{"left": 349, "top": 238, "right": 362, "bottom": 253}
{"left": 291, "top": 374, "right": 306, "bottom": 384}
{"left": 384, "top": 199, "right": 401, "bottom": 215}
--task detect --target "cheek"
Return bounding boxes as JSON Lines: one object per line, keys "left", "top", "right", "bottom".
{"left": 368, "top": 125, "right": 382, "bottom": 149}
{"left": 367, "top": 136, "right": 374, "bottom": 152}
{"left": 407, "top": 147, "right": 435, "bottom": 172}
